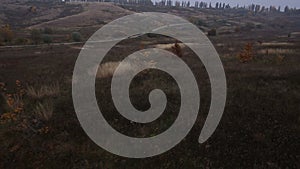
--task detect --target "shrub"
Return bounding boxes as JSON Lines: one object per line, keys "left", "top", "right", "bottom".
{"left": 43, "top": 27, "right": 53, "bottom": 34}
{"left": 256, "top": 24, "right": 263, "bottom": 29}
{"left": 243, "top": 22, "right": 255, "bottom": 31}
{"left": 42, "top": 34, "right": 53, "bottom": 44}
{"left": 197, "top": 19, "right": 206, "bottom": 26}
{"left": 15, "top": 38, "right": 30, "bottom": 45}
{"left": 208, "top": 28, "right": 217, "bottom": 36}
{"left": 71, "top": 32, "right": 82, "bottom": 42}
{"left": 0, "top": 24, "right": 14, "bottom": 43}
{"left": 28, "top": 6, "right": 37, "bottom": 13}
{"left": 238, "top": 43, "right": 254, "bottom": 63}
{"left": 0, "top": 80, "right": 25, "bottom": 119}
{"left": 276, "top": 55, "right": 285, "bottom": 64}
{"left": 30, "top": 29, "right": 42, "bottom": 44}
{"left": 27, "top": 82, "right": 60, "bottom": 99}
{"left": 188, "top": 18, "right": 206, "bottom": 27}
{"left": 234, "top": 26, "right": 241, "bottom": 33}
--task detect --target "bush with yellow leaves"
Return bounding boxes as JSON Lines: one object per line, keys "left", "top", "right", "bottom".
{"left": 0, "top": 24, "right": 14, "bottom": 44}
{"left": 0, "top": 80, "right": 25, "bottom": 124}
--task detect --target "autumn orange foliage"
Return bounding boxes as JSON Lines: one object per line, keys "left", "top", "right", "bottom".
{"left": 238, "top": 43, "right": 254, "bottom": 63}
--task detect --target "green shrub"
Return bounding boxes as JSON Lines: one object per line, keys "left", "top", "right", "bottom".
{"left": 243, "top": 22, "right": 255, "bottom": 31}
{"left": 71, "top": 32, "right": 82, "bottom": 42}
{"left": 234, "top": 26, "right": 241, "bottom": 32}
{"left": 197, "top": 19, "right": 206, "bottom": 26}
{"left": 30, "top": 29, "right": 42, "bottom": 44}
{"left": 42, "top": 34, "right": 53, "bottom": 44}
{"left": 15, "top": 38, "right": 30, "bottom": 45}
{"left": 256, "top": 24, "right": 263, "bottom": 29}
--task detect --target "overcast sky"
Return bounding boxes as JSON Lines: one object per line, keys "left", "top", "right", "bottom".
{"left": 153, "top": 0, "right": 300, "bottom": 8}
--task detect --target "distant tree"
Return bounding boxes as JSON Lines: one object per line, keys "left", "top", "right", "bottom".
{"left": 195, "top": 1, "right": 199, "bottom": 8}
{"left": 215, "top": 2, "right": 219, "bottom": 9}
{"left": 199, "top": 1, "right": 203, "bottom": 8}
{"left": 0, "top": 24, "right": 14, "bottom": 43}
{"left": 251, "top": 4, "right": 255, "bottom": 11}
{"left": 260, "top": 6, "right": 265, "bottom": 13}
{"left": 71, "top": 32, "right": 82, "bottom": 42}
{"left": 270, "top": 6, "right": 277, "bottom": 12}
{"left": 284, "top": 6, "right": 289, "bottom": 13}
{"left": 255, "top": 5, "right": 260, "bottom": 13}
{"left": 166, "top": 0, "right": 172, "bottom": 6}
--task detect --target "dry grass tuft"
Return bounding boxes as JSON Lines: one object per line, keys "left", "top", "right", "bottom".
{"left": 96, "top": 62, "right": 120, "bottom": 79}
{"left": 258, "top": 48, "right": 294, "bottom": 55}
{"left": 261, "top": 42, "right": 293, "bottom": 46}
{"left": 96, "top": 60, "right": 156, "bottom": 79}
{"left": 171, "top": 41, "right": 183, "bottom": 58}
{"left": 34, "top": 100, "right": 54, "bottom": 121}
{"left": 27, "top": 82, "right": 60, "bottom": 99}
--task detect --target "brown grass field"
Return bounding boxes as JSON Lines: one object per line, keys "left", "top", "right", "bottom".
{"left": 0, "top": 1, "right": 300, "bottom": 168}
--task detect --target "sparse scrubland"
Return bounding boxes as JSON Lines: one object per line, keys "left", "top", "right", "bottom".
{"left": 0, "top": 1, "right": 299, "bottom": 168}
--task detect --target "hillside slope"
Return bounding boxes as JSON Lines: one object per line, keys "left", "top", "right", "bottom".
{"left": 28, "top": 3, "right": 133, "bottom": 29}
